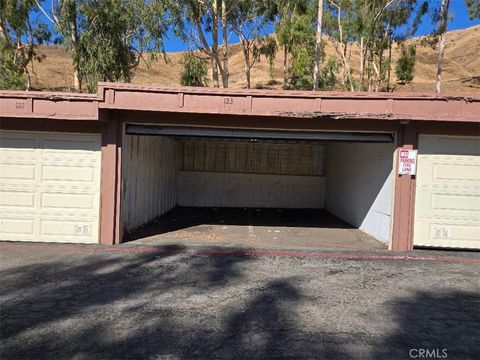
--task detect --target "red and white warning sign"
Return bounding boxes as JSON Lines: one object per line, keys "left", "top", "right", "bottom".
{"left": 398, "top": 149, "right": 418, "bottom": 175}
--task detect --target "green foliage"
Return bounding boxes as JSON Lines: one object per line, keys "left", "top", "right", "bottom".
{"left": 275, "top": 0, "right": 316, "bottom": 89}
{"left": 0, "top": 41, "right": 27, "bottom": 90}
{"left": 75, "top": 0, "right": 170, "bottom": 92}
{"left": 180, "top": 53, "right": 208, "bottom": 87}
{"left": 318, "top": 57, "right": 339, "bottom": 90}
{"left": 465, "top": 0, "right": 480, "bottom": 19}
{"left": 0, "top": 0, "right": 50, "bottom": 90}
{"left": 257, "top": 37, "right": 278, "bottom": 79}
{"left": 395, "top": 45, "right": 416, "bottom": 84}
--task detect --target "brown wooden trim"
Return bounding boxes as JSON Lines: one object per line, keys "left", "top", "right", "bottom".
{"left": 391, "top": 123, "right": 418, "bottom": 251}
{"left": 115, "top": 121, "right": 123, "bottom": 243}
{"left": 99, "top": 112, "right": 122, "bottom": 245}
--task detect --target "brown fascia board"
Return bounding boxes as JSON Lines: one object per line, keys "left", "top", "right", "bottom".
{"left": 97, "top": 83, "right": 480, "bottom": 123}
{"left": 1, "top": 83, "right": 479, "bottom": 123}
{"left": 0, "top": 90, "right": 98, "bottom": 120}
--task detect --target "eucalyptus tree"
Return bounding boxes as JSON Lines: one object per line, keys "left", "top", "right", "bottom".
{"left": 324, "top": 0, "right": 427, "bottom": 92}
{"left": 435, "top": 0, "right": 450, "bottom": 93}
{"left": 313, "top": 0, "right": 324, "bottom": 90}
{"left": 323, "top": 0, "right": 356, "bottom": 91}
{"left": 36, "top": 0, "right": 81, "bottom": 90}
{"left": 36, "top": 0, "right": 171, "bottom": 92}
{"left": 273, "top": 0, "right": 316, "bottom": 89}
{"left": 465, "top": 0, "right": 479, "bottom": 19}
{"left": 0, "top": 0, "right": 51, "bottom": 90}
{"left": 360, "top": 0, "right": 428, "bottom": 91}
{"left": 173, "top": 0, "right": 229, "bottom": 88}
{"left": 228, "top": 0, "right": 277, "bottom": 88}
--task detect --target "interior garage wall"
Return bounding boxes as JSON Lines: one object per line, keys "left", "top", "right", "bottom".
{"left": 122, "top": 135, "right": 179, "bottom": 233}
{"left": 178, "top": 140, "right": 325, "bottom": 208}
{"left": 325, "top": 142, "right": 395, "bottom": 243}
{"left": 179, "top": 172, "right": 325, "bottom": 208}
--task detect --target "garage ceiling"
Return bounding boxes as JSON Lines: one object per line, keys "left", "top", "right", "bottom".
{"left": 126, "top": 125, "right": 395, "bottom": 143}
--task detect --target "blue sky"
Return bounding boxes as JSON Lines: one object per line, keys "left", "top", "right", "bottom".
{"left": 161, "top": 0, "right": 479, "bottom": 52}
{"left": 32, "top": 0, "right": 479, "bottom": 52}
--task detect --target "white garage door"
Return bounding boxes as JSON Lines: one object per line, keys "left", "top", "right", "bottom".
{"left": 414, "top": 135, "right": 480, "bottom": 249}
{"left": 0, "top": 131, "right": 101, "bottom": 243}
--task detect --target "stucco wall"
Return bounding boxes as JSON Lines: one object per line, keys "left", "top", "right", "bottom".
{"left": 178, "top": 171, "right": 325, "bottom": 208}
{"left": 122, "top": 135, "right": 179, "bottom": 232}
{"left": 325, "top": 142, "right": 395, "bottom": 243}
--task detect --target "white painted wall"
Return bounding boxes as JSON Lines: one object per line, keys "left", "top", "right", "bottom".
{"left": 122, "top": 135, "right": 180, "bottom": 232}
{"left": 178, "top": 171, "right": 325, "bottom": 208}
{"left": 325, "top": 142, "right": 395, "bottom": 243}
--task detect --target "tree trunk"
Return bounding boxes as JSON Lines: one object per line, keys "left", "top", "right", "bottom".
{"left": 242, "top": 43, "right": 251, "bottom": 89}
{"left": 435, "top": 0, "right": 450, "bottom": 93}
{"left": 283, "top": 45, "right": 289, "bottom": 88}
{"left": 329, "top": 0, "right": 353, "bottom": 91}
{"left": 359, "top": 36, "right": 364, "bottom": 88}
{"left": 211, "top": 58, "right": 220, "bottom": 87}
{"left": 25, "top": 67, "right": 32, "bottom": 91}
{"left": 386, "top": 37, "right": 392, "bottom": 92}
{"left": 221, "top": 0, "right": 228, "bottom": 88}
{"left": 69, "top": 4, "right": 81, "bottom": 91}
{"left": 211, "top": 0, "right": 221, "bottom": 88}
{"left": 313, "top": 0, "right": 323, "bottom": 90}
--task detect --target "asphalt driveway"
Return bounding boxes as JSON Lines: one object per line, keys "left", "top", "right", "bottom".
{"left": 0, "top": 243, "right": 479, "bottom": 360}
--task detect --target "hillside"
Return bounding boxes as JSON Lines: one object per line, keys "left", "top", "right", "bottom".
{"left": 27, "top": 25, "right": 480, "bottom": 93}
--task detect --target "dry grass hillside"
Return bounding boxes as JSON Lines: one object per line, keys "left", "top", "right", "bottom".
{"left": 27, "top": 25, "right": 480, "bottom": 93}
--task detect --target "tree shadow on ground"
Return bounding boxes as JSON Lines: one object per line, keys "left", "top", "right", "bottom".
{"left": 0, "top": 248, "right": 354, "bottom": 359}
{"left": 373, "top": 290, "right": 480, "bottom": 360}
{"left": 1, "top": 248, "right": 479, "bottom": 359}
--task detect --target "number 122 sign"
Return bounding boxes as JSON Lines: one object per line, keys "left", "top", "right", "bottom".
{"left": 398, "top": 149, "right": 418, "bottom": 175}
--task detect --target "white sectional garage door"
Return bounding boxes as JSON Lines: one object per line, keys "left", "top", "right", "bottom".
{"left": 414, "top": 135, "right": 480, "bottom": 249}
{"left": 0, "top": 131, "right": 101, "bottom": 243}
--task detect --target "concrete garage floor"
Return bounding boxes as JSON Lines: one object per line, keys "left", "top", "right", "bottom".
{"left": 126, "top": 207, "right": 387, "bottom": 251}
{"left": 0, "top": 244, "right": 479, "bottom": 359}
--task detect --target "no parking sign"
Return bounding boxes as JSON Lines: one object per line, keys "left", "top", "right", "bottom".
{"left": 398, "top": 149, "right": 417, "bottom": 175}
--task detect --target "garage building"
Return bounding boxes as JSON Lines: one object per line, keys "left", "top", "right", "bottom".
{"left": 1, "top": 84, "right": 479, "bottom": 251}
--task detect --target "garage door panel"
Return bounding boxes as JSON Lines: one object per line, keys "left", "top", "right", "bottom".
{"left": 434, "top": 163, "right": 479, "bottom": 182}
{"left": 42, "top": 165, "right": 96, "bottom": 183}
{"left": 415, "top": 187, "right": 480, "bottom": 218}
{"left": 39, "top": 218, "right": 97, "bottom": 242}
{"left": 0, "top": 190, "right": 36, "bottom": 208}
{"left": 414, "top": 135, "right": 480, "bottom": 249}
{"left": 0, "top": 217, "right": 35, "bottom": 236}
{"left": 418, "top": 158, "right": 480, "bottom": 185}
{"left": 40, "top": 192, "right": 97, "bottom": 211}
{"left": 0, "top": 163, "right": 36, "bottom": 181}
{"left": 414, "top": 219, "right": 479, "bottom": 248}
{"left": 0, "top": 131, "right": 101, "bottom": 244}
{"left": 432, "top": 193, "right": 479, "bottom": 212}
